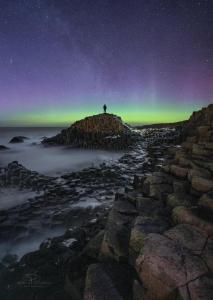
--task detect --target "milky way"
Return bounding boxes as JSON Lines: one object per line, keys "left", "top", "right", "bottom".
{"left": 0, "top": 0, "right": 212, "bottom": 125}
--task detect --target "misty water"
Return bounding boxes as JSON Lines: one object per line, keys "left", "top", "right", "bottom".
{"left": 0, "top": 127, "right": 124, "bottom": 261}
{"left": 0, "top": 127, "right": 123, "bottom": 177}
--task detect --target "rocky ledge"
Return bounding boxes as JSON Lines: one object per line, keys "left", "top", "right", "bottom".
{"left": 42, "top": 113, "right": 138, "bottom": 150}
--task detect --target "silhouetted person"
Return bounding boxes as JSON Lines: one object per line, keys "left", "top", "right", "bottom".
{"left": 103, "top": 104, "right": 107, "bottom": 113}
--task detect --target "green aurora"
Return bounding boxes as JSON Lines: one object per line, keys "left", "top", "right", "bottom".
{"left": 2, "top": 102, "right": 203, "bottom": 127}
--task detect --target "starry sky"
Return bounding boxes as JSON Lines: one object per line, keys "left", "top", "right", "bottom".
{"left": 0, "top": 0, "right": 212, "bottom": 126}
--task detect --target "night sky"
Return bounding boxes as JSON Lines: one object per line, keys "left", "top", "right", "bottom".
{"left": 0, "top": 0, "right": 212, "bottom": 126}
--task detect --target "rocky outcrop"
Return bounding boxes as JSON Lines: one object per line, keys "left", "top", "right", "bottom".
{"left": 0, "top": 145, "right": 9, "bottom": 150}
{"left": 182, "top": 104, "right": 213, "bottom": 140}
{"left": 82, "top": 104, "right": 213, "bottom": 300}
{"left": 9, "top": 136, "right": 28, "bottom": 143}
{"left": 42, "top": 113, "right": 136, "bottom": 150}
{"left": 0, "top": 161, "right": 54, "bottom": 190}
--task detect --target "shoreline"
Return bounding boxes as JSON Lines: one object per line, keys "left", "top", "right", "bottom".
{"left": 0, "top": 104, "right": 212, "bottom": 300}
{"left": 0, "top": 127, "right": 180, "bottom": 299}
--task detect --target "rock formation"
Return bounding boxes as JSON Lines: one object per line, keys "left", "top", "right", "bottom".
{"left": 42, "top": 113, "right": 137, "bottom": 150}
{"left": 83, "top": 104, "right": 213, "bottom": 300}
{"left": 1, "top": 105, "right": 212, "bottom": 300}
{"left": 9, "top": 136, "right": 28, "bottom": 143}
{"left": 0, "top": 145, "right": 9, "bottom": 150}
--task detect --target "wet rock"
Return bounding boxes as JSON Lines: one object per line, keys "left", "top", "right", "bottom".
{"left": 9, "top": 136, "right": 28, "bottom": 143}
{"left": 0, "top": 145, "right": 9, "bottom": 150}
{"left": 1, "top": 254, "right": 18, "bottom": 266}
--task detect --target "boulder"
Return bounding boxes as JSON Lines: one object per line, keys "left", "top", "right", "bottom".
{"left": 142, "top": 174, "right": 173, "bottom": 200}
{"left": 191, "top": 176, "right": 213, "bottom": 193}
{"left": 136, "top": 233, "right": 208, "bottom": 300}
{"left": 192, "top": 144, "right": 213, "bottom": 157}
{"left": 187, "top": 168, "right": 211, "bottom": 182}
{"left": 166, "top": 193, "right": 193, "bottom": 208}
{"left": 172, "top": 206, "right": 213, "bottom": 236}
{"left": 9, "top": 136, "right": 28, "bottom": 143}
{"left": 113, "top": 200, "right": 138, "bottom": 216}
{"left": 149, "top": 183, "right": 173, "bottom": 200}
{"left": 135, "top": 196, "right": 168, "bottom": 218}
{"left": 199, "top": 192, "right": 213, "bottom": 211}
{"left": 129, "top": 216, "right": 169, "bottom": 264}
{"left": 173, "top": 180, "right": 189, "bottom": 193}
{"left": 100, "top": 206, "right": 134, "bottom": 262}
{"left": 170, "top": 165, "right": 189, "bottom": 178}
{"left": 0, "top": 145, "right": 9, "bottom": 150}
{"left": 84, "top": 263, "right": 133, "bottom": 300}
{"left": 82, "top": 231, "right": 105, "bottom": 260}
{"left": 164, "top": 224, "right": 207, "bottom": 254}
{"left": 84, "top": 264, "right": 123, "bottom": 300}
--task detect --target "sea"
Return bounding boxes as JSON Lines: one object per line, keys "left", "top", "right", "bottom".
{"left": 0, "top": 127, "right": 123, "bottom": 177}
{"left": 0, "top": 127, "right": 124, "bottom": 260}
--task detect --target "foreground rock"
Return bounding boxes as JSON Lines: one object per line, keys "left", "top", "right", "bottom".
{"left": 84, "top": 263, "right": 133, "bottom": 300}
{"left": 42, "top": 113, "right": 137, "bottom": 150}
